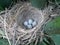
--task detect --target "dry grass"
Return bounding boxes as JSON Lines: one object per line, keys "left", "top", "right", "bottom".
{"left": 0, "top": 2, "right": 59, "bottom": 45}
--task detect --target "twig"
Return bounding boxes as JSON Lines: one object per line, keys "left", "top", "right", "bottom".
{"left": 4, "top": 9, "right": 11, "bottom": 45}
{"left": 35, "top": 38, "right": 38, "bottom": 45}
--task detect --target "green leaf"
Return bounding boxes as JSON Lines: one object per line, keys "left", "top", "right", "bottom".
{"left": 49, "top": 0, "right": 55, "bottom": 3}
{"left": 55, "top": 0, "right": 60, "bottom": 4}
{"left": 44, "top": 16, "right": 60, "bottom": 35}
{"left": 0, "top": 29, "right": 5, "bottom": 37}
{"left": 0, "top": 6, "right": 3, "bottom": 11}
{"left": 0, "top": 0, "right": 12, "bottom": 9}
{"left": 49, "top": 0, "right": 60, "bottom": 5}
{"left": 0, "top": 30, "right": 4, "bottom": 36}
{"left": 51, "top": 34, "right": 60, "bottom": 45}
{"left": 30, "top": 0, "right": 47, "bottom": 9}
{"left": 0, "top": 38, "right": 9, "bottom": 45}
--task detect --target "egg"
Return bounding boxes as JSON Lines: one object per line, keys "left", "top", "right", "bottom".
{"left": 32, "top": 21, "right": 37, "bottom": 27}
{"left": 23, "top": 19, "right": 37, "bottom": 29}
{"left": 24, "top": 21, "right": 28, "bottom": 26}
{"left": 28, "top": 19, "right": 33, "bottom": 25}
{"left": 27, "top": 24, "right": 32, "bottom": 29}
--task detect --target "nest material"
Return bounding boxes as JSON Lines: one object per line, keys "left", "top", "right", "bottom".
{"left": 0, "top": 3, "right": 51, "bottom": 45}
{"left": 0, "top": 2, "right": 59, "bottom": 45}
{"left": 10, "top": 3, "right": 45, "bottom": 45}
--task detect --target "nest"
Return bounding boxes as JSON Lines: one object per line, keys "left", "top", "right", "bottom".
{"left": 0, "top": 2, "right": 59, "bottom": 45}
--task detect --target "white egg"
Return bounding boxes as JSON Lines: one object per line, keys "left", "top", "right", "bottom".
{"left": 32, "top": 21, "right": 37, "bottom": 27}
{"left": 27, "top": 25, "right": 32, "bottom": 29}
{"left": 28, "top": 19, "right": 33, "bottom": 25}
{"left": 24, "top": 21, "right": 28, "bottom": 26}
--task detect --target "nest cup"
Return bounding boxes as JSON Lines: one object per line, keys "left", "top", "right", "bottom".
{"left": 17, "top": 3, "right": 44, "bottom": 32}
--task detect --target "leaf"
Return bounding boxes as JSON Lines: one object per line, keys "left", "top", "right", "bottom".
{"left": 30, "top": 0, "right": 47, "bottom": 9}
{"left": 44, "top": 16, "right": 60, "bottom": 35}
{"left": 55, "top": 0, "right": 60, "bottom": 4}
{"left": 0, "top": 38, "right": 9, "bottom": 45}
{"left": 49, "top": 0, "right": 60, "bottom": 5}
{"left": 0, "top": 29, "right": 5, "bottom": 37}
{"left": 49, "top": 0, "right": 55, "bottom": 3}
{"left": 51, "top": 34, "right": 60, "bottom": 45}
{"left": 0, "top": 6, "right": 3, "bottom": 11}
{"left": 0, "top": 0, "right": 12, "bottom": 9}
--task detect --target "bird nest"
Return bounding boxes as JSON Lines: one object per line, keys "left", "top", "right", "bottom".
{"left": 0, "top": 2, "right": 59, "bottom": 45}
